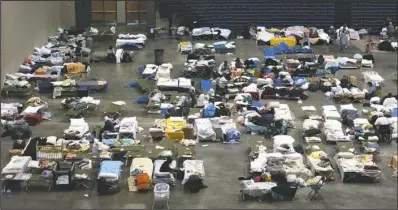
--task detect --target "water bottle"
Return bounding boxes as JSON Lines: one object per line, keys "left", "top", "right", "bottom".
{"left": 6, "top": 189, "right": 11, "bottom": 198}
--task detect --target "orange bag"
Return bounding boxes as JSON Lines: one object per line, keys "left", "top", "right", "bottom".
{"left": 136, "top": 173, "right": 150, "bottom": 190}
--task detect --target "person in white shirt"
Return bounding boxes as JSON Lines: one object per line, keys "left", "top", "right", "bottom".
{"left": 382, "top": 93, "right": 398, "bottom": 107}
{"left": 374, "top": 116, "right": 392, "bottom": 126}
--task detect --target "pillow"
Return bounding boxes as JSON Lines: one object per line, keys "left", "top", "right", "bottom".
{"left": 46, "top": 136, "right": 57, "bottom": 145}
{"left": 336, "top": 152, "right": 355, "bottom": 159}
{"left": 28, "top": 160, "right": 40, "bottom": 168}
{"left": 301, "top": 106, "right": 316, "bottom": 112}
{"left": 322, "top": 105, "right": 337, "bottom": 111}
{"left": 268, "top": 101, "right": 280, "bottom": 109}
{"left": 70, "top": 118, "right": 85, "bottom": 126}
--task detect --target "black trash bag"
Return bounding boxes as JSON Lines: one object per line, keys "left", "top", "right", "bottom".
{"left": 184, "top": 175, "right": 207, "bottom": 193}
{"left": 378, "top": 41, "right": 396, "bottom": 52}
{"left": 308, "top": 83, "right": 318, "bottom": 92}
{"left": 265, "top": 58, "right": 279, "bottom": 66}
{"left": 97, "top": 178, "right": 120, "bottom": 195}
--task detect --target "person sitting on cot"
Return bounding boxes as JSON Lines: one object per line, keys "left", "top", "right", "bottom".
{"left": 365, "top": 82, "right": 376, "bottom": 99}
{"left": 220, "top": 60, "right": 231, "bottom": 75}
{"left": 103, "top": 116, "right": 116, "bottom": 133}
{"left": 107, "top": 46, "right": 116, "bottom": 61}
{"left": 235, "top": 58, "right": 243, "bottom": 69}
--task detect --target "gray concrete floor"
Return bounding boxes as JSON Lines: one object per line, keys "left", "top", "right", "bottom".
{"left": 1, "top": 39, "right": 397, "bottom": 209}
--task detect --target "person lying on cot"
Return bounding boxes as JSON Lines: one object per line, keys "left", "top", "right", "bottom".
{"left": 103, "top": 116, "right": 116, "bottom": 133}
{"left": 159, "top": 157, "right": 176, "bottom": 173}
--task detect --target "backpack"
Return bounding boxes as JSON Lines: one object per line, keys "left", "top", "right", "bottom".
{"left": 136, "top": 173, "right": 150, "bottom": 190}
{"left": 203, "top": 104, "right": 216, "bottom": 118}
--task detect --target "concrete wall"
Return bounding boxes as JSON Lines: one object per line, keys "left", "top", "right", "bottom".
{"left": 1, "top": 1, "right": 75, "bottom": 87}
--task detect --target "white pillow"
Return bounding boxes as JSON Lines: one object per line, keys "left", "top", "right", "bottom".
{"left": 46, "top": 136, "right": 57, "bottom": 145}
{"left": 322, "top": 105, "right": 337, "bottom": 111}
{"left": 268, "top": 101, "right": 280, "bottom": 109}
{"left": 28, "top": 160, "right": 40, "bottom": 168}
{"left": 336, "top": 152, "right": 355, "bottom": 159}
{"left": 301, "top": 106, "right": 316, "bottom": 111}
{"left": 70, "top": 118, "right": 85, "bottom": 126}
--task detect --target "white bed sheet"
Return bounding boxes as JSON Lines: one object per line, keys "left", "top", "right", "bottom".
{"left": 362, "top": 71, "right": 384, "bottom": 84}
{"left": 182, "top": 160, "right": 205, "bottom": 185}
{"left": 119, "top": 117, "right": 138, "bottom": 139}
{"left": 142, "top": 64, "right": 158, "bottom": 75}
{"left": 156, "top": 64, "right": 172, "bottom": 80}
{"left": 256, "top": 31, "right": 274, "bottom": 42}
{"left": 323, "top": 110, "right": 341, "bottom": 121}
{"left": 272, "top": 135, "right": 295, "bottom": 153}
{"left": 116, "top": 38, "right": 145, "bottom": 47}
{"left": 323, "top": 120, "right": 350, "bottom": 141}
{"left": 240, "top": 180, "right": 277, "bottom": 197}
{"left": 63, "top": 118, "right": 89, "bottom": 138}
{"left": 194, "top": 118, "right": 216, "bottom": 141}
{"left": 131, "top": 157, "right": 153, "bottom": 177}
{"left": 1, "top": 103, "right": 21, "bottom": 117}
{"left": 274, "top": 104, "right": 295, "bottom": 128}
{"left": 2, "top": 156, "right": 32, "bottom": 174}
{"left": 118, "top": 34, "right": 146, "bottom": 40}
{"left": 156, "top": 78, "right": 192, "bottom": 89}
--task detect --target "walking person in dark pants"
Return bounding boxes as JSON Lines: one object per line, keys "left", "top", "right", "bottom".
{"left": 339, "top": 29, "right": 348, "bottom": 53}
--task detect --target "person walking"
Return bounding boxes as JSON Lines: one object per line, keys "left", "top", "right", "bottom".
{"left": 339, "top": 28, "right": 348, "bottom": 52}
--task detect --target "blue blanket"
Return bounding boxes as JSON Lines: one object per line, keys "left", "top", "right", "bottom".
{"left": 100, "top": 161, "right": 123, "bottom": 178}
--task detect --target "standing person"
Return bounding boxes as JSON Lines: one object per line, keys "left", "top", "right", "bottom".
{"left": 387, "top": 22, "right": 395, "bottom": 39}
{"left": 328, "top": 26, "right": 336, "bottom": 44}
{"left": 302, "top": 26, "right": 311, "bottom": 47}
{"left": 339, "top": 29, "right": 348, "bottom": 53}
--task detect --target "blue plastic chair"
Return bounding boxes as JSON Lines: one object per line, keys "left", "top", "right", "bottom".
{"left": 201, "top": 80, "right": 212, "bottom": 92}
{"left": 279, "top": 42, "right": 294, "bottom": 53}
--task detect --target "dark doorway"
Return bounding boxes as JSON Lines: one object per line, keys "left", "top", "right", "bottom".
{"left": 75, "top": 0, "right": 92, "bottom": 30}
{"left": 335, "top": 0, "right": 352, "bottom": 27}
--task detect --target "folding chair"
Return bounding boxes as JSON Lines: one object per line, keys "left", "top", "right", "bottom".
{"left": 201, "top": 80, "right": 212, "bottom": 92}
{"left": 308, "top": 176, "right": 325, "bottom": 200}
{"left": 279, "top": 42, "right": 294, "bottom": 54}
{"left": 264, "top": 48, "right": 276, "bottom": 60}
{"left": 74, "top": 168, "right": 93, "bottom": 189}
